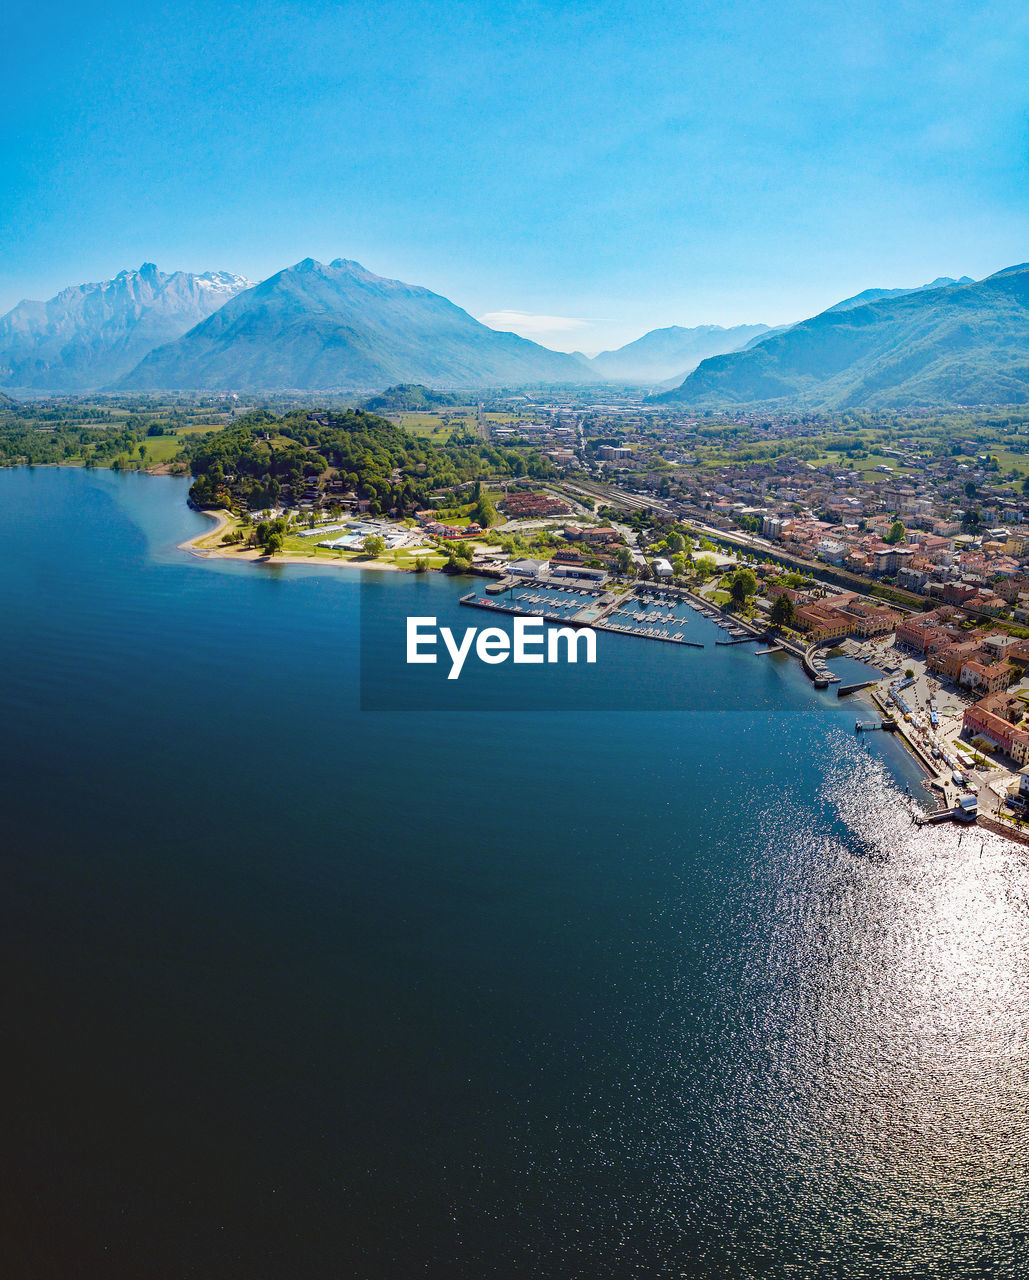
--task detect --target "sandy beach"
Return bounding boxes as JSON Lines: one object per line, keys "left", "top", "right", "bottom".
{"left": 178, "top": 508, "right": 402, "bottom": 570}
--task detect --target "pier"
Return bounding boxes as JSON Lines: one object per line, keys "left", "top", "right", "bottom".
{"left": 802, "top": 639, "right": 842, "bottom": 687}
{"left": 460, "top": 586, "right": 708, "bottom": 648}
{"left": 838, "top": 678, "right": 879, "bottom": 697}
{"left": 460, "top": 575, "right": 788, "bottom": 663}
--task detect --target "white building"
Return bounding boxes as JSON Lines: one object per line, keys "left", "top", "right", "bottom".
{"left": 508, "top": 558, "right": 549, "bottom": 577}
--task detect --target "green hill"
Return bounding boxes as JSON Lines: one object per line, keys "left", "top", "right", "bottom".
{"left": 360, "top": 384, "right": 462, "bottom": 412}
{"left": 655, "top": 265, "right": 1029, "bottom": 410}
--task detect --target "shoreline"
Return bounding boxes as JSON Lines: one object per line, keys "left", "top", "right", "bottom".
{"left": 178, "top": 507, "right": 231, "bottom": 553}
{"left": 178, "top": 507, "right": 403, "bottom": 571}
{"left": 173, "top": 502, "right": 1025, "bottom": 843}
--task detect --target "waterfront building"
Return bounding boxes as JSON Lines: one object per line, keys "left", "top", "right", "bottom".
{"left": 794, "top": 603, "right": 851, "bottom": 640}
{"left": 509, "top": 557, "right": 550, "bottom": 576}
{"left": 837, "top": 601, "right": 902, "bottom": 636}
{"left": 550, "top": 565, "right": 607, "bottom": 583}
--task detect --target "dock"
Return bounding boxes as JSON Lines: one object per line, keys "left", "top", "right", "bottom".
{"left": 838, "top": 679, "right": 879, "bottom": 697}
{"left": 802, "top": 639, "right": 841, "bottom": 687}
{"left": 459, "top": 586, "right": 708, "bottom": 648}
{"left": 460, "top": 576, "right": 785, "bottom": 660}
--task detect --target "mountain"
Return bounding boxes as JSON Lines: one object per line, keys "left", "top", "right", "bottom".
{"left": 735, "top": 278, "right": 976, "bottom": 357}
{"left": 589, "top": 324, "right": 770, "bottom": 383}
{"left": 0, "top": 264, "right": 253, "bottom": 391}
{"left": 740, "top": 324, "right": 791, "bottom": 350}
{"left": 655, "top": 266, "right": 1029, "bottom": 410}
{"left": 117, "top": 258, "right": 597, "bottom": 391}
{"left": 824, "top": 276, "right": 974, "bottom": 313}
{"left": 360, "top": 384, "right": 462, "bottom": 411}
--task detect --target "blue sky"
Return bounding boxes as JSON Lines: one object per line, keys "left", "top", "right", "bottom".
{"left": 3, "top": 0, "right": 1028, "bottom": 352}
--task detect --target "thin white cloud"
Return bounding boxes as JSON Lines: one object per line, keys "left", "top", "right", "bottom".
{"left": 478, "top": 309, "right": 594, "bottom": 336}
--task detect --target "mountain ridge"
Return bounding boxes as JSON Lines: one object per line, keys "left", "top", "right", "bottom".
{"left": 824, "top": 276, "right": 974, "bottom": 314}
{"left": 654, "top": 266, "right": 1029, "bottom": 410}
{"left": 589, "top": 323, "right": 770, "bottom": 383}
{"left": 0, "top": 264, "right": 253, "bottom": 391}
{"left": 117, "top": 258, "right": 596, "bottom": 391}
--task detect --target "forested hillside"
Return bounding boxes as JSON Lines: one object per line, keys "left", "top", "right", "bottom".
{"left": 185, "top": 408, "right": 556, "bottom": 513}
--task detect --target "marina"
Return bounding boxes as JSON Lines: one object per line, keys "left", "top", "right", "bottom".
{"left": 461, "top": 576, "right": 774, "bottom": 651}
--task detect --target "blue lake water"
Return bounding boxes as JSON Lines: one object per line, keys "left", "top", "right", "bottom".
{"left": 1, "top": 466, "right": 1027, "bottom": 1278}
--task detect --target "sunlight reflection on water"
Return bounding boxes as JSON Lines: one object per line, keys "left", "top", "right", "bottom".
{"left": 520, "top": 733, "right": 1029, "bottom": 1277}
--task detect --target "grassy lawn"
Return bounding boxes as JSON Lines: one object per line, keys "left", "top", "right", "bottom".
{"left": 138, "top": 436, "right": 186, "bottom": 464}
{"left": 821, "top": 450, "right": 920, "bottom": 474}
{"left": 279, "top": 533, "right": 364, "bottom": 561}
{"left": 391, "top": 549, "right": 447, "bottom": 568}
{"left": 390, "top": 410, "right": 479, "bottom": 441}
{"left": 276, "top": 531, "right": 450, "bottom": 570}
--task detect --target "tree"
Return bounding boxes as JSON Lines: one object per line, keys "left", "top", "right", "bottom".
{"left": 615, "top": 546, "right": 635, "bottom": 576}
{"left": 671, "top": 553, "right": 687, "bottom": 577}
{"left": 694, "top": 555, "right": 717, "bottom": 582}
{"left": 883, "top": 519, "right": 906, "bottom": 545}
{"left": 475, "top": 496, "right": 499, "bottom": 527}
{"left": 770, "top": 593, "right": 795, "bottom": 629}
{"left": 729, "top": 568, "right": 757, "bottom": 607}
{"left": 264, "top": 531, "right": 284, "bottom": 555}
{"left": 666, "top": 531, "right": 685, "bottom": 553}
{"left": 363, "top": 535, "right": 387, "bottom": 557}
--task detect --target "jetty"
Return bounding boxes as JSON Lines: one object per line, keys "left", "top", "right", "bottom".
{"left": 802, "top": 639, "right": 841, "bottom": 688}
{"left": 838, "top": 678, "right": 879, "bottom": 697}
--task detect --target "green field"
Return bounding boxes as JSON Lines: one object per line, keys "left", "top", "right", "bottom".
{"left": 389, "top": 409, "right": 479, "bottom": 440}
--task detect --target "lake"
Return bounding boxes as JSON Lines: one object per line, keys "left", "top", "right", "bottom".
{"left": 1, "top": 466, "right": 1026, "bottom": 1278}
